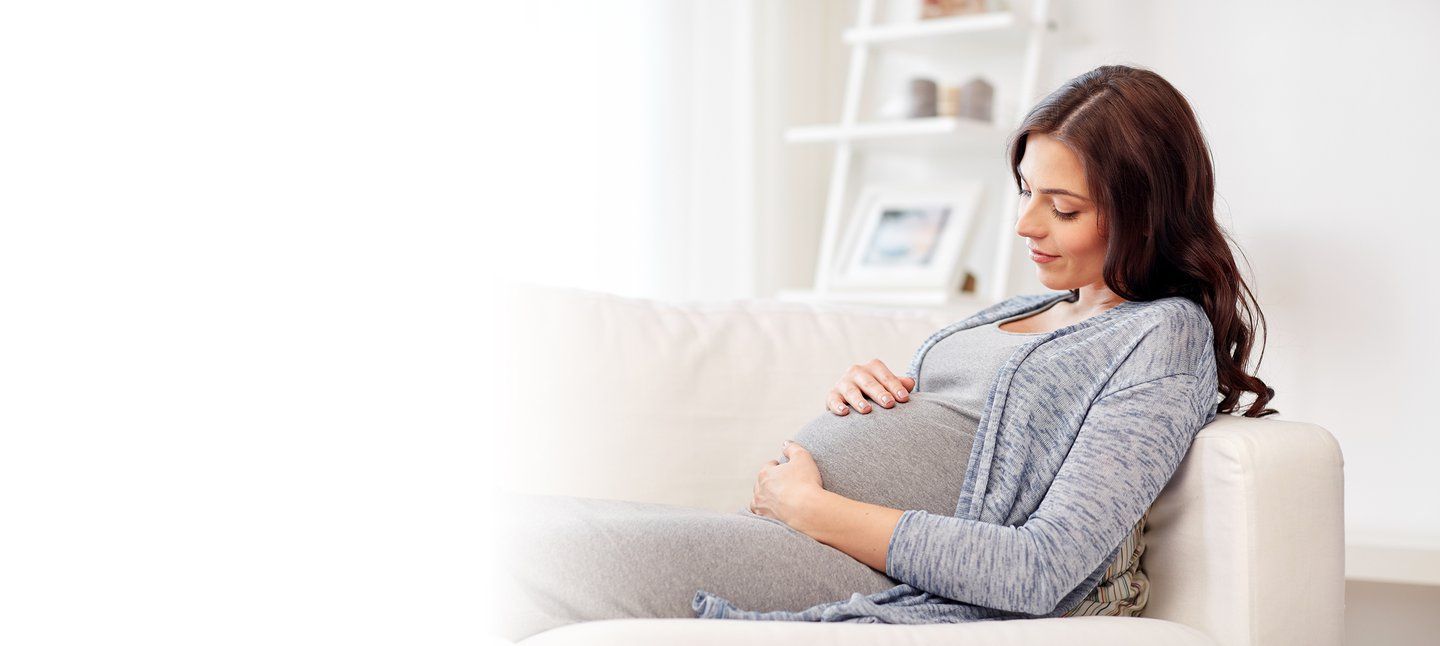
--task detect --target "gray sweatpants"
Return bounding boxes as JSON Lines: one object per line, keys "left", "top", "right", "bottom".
{"left": 493, "top": 492, "right": 902, "bottom": 642}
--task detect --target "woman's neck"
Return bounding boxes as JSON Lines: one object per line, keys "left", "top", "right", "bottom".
{"left": 1070, "top": 284, "right": 1127, "bottom": 318}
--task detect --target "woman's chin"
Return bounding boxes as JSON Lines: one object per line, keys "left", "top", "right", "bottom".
{"left": 1036, "top": 272, "right": 1071, "bottom": 291}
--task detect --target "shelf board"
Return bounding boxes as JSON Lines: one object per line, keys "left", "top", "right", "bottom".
{"left": 844, "top": 11, "right": 1026, "bottom": 45}
{"left": 843, "top": 11, "right": 1032, "bottom": 57}
{"left": 784, "top": 116, "right": 1010, "bottom": 153}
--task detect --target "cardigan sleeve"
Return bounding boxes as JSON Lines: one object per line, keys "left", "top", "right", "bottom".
{"left": 883, "top": 372, "right": 1204, "bottom": 615}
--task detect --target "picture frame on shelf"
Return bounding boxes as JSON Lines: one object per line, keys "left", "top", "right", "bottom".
{"left": 830, "top": 181, "right": 984, "bottom": 296}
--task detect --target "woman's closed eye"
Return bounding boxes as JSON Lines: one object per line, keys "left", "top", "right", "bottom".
{"left": 1017, "top": 187, "right": 1079, "bottom": 220}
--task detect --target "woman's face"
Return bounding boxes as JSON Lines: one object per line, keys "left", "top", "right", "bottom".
{"left": 1014, "top": 132, "right": 1107, "bottom": 293}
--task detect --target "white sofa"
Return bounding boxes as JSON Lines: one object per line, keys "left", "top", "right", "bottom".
{"left": 493, "top": 283, "right": 1346, "bottom": 646}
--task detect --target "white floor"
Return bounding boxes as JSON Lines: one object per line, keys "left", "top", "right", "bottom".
{"left": 1343, "top": 580, "right": 1440, "bottom": 645}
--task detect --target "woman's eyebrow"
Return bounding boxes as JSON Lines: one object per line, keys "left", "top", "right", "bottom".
{"left": 1018, "top": 169, "right": 1091, "bottom": 202}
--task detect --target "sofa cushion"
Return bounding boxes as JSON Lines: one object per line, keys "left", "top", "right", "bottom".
{"left": 514, "top": 615, "right": 1220, "bottom": 645}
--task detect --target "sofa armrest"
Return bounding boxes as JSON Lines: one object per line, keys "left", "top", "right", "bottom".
{"left": 1144, "top": 415, "right": 1345, "bottom": 646}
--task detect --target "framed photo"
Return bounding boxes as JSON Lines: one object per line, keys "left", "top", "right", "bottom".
{"left": 830, "top": 181, "right": 984, "bottom": 292}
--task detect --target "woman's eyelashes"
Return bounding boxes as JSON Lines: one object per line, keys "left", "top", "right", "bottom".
{"left": 1017, "top": 187, "right": 1080, "bottom": 220}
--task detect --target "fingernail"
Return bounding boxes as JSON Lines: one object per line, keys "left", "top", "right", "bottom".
{"left": 895, "top": 389, "right": 908, "bottom": 398}
{"left": 880, "top": 396, "right": 892, "bottom": 405}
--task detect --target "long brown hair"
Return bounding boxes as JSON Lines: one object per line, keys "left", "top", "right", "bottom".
{"left": 1006, "top": 64, "right": 1277, "bottom": 417}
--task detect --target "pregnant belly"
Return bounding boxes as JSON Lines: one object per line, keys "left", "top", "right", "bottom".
{"left": 788, "top": 392, "right": 978, "bottom": 517}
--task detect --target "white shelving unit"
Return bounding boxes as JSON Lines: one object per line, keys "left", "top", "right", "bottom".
{"left": 779, "top": 0, "right": 1055, "bottom": 309}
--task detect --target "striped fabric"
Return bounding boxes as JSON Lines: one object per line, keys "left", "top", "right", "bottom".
{"left": 1061, "top": 509, "right": 1150, "bottom": 617}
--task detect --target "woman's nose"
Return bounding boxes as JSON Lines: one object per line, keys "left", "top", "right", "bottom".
{"left": 1014, "top": 199, "right": 1046, "bottom": 239}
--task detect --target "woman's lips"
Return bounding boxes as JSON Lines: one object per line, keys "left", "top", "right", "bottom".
{"left": 1029, "top": 249, "right": 1059, "bottom": 263}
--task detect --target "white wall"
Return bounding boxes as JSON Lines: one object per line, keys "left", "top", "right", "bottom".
{"left": 751, "top": 0, "right": 846, "bottom": 299}
{"left": 490, "top": 0, "right": 759, "bottom": 302}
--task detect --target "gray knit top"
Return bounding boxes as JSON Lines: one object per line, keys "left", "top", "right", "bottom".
{"left": 786, "top": 300, "right": 1056, "bottom": 518}
{"left": 693, "top": 290, "right": 1218, "bottom": 622}
{"left": 782, "top": 295, "right": 1147, "bottom": 616}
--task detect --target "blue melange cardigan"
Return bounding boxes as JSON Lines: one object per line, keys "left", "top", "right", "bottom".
{"left": 692, "top": 290, "right": 1221, "bottom": 622}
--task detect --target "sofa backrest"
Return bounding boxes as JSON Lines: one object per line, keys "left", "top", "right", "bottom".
{"left": 498, "top": 282, "right": 957, "bottom": 512}
{"left": 496, "top": 283, "right": 1344, "bottom": 646}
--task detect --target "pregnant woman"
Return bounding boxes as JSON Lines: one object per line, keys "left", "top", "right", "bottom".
{"left": 496, "top": 64, "right": 1278, "bottom": 641}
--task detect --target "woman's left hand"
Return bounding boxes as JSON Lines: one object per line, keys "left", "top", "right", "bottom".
{"left": 750, "top": 440, "right": 823, "bottom": 526}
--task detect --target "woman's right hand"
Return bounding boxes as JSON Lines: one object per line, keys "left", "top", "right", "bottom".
{"left": 826, "top": 359, "right": 915, "bottom": 415}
